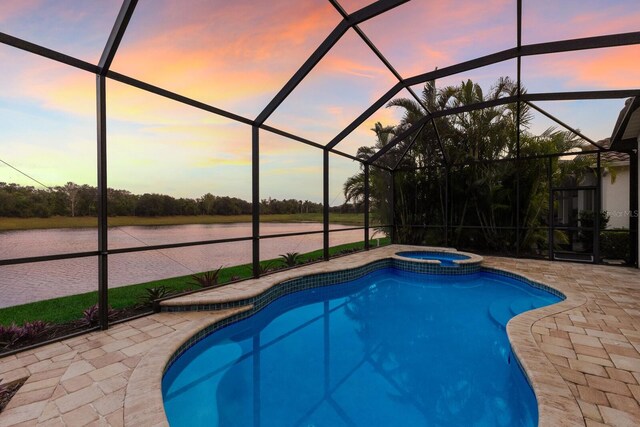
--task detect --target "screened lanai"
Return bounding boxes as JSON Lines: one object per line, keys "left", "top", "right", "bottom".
{"left": 0, "top": 0, "right": 639, "bottom": 336}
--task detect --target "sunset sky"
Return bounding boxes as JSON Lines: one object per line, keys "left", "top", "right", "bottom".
{"left": 0, "top": 0, "right": 639, "bottom": 203}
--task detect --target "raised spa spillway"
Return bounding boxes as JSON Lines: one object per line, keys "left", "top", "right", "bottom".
{"left": 162, "top": 267, "right": 561, "bottom": 426}
{"left": 395, "top": 250, "right": 471, "bottom": 267}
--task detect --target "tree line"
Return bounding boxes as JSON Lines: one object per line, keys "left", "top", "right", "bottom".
{"left": 0, "top": 182, "right": 357, "bottom": 218}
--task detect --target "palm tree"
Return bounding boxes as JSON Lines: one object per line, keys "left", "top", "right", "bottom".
{"left": 383, "top": 78, "right": 521, "bottom": 246}
{"left": 343, "top": 123, "right": 395, "bottom": 209}
{"left": 388, "top": 78, "right": 520, "bottom": 245}
{"left": 343, "top": 76, "right": 592, "bottom": 252}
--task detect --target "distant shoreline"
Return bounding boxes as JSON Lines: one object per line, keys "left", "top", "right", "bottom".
{"left": 0, "top": 213, "right": 368, "bottom": 231}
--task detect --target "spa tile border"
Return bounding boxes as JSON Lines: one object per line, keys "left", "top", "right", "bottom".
{"left": 393, "top": 249, "right": 483, "bottom": 267}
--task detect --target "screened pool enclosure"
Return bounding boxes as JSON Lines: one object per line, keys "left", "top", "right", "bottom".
{"left": 0, "top": 0, "right": 638, "bottom": 333}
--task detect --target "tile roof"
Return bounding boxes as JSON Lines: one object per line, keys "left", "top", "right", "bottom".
{"left": 584, "top": 138, "right": 630, "bottom": 164}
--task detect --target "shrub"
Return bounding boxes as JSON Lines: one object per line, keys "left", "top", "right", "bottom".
{"left": 251, "top": 261, "right": 276, "bottom": 276}
{"left": 81, "top": 304, "right": 117, "bottom": 327}
{"left": 21, "top": 321, "right": 47, "bottom": 338}
{"left": 279, "top": 252, "right": 301, "bottom": 267}
{"left": 0, "top": 324, "right": 22, "bottom": 347}
{"left": 338, "top": 247, "right": 360, "bottom": 255}
{"left": 0, "top": 321, "right": 48, "bottom": 348}
{"left": 137, "top": 286, "right": 176, "bottom": 308}
{"left": 579, "top": 211, "right": 610, "bottom": 251}
{"left": 600, "top": 230, "right": 631, "bottom": 262}
{"left": 189, "top": 267, "right": 223, "bottom": 288}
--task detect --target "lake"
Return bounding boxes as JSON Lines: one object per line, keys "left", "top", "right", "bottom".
{"left": 0, "top": 223, "right": 385, "bottom": 308}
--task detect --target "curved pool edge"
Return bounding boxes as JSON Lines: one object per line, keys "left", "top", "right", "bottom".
{"left": 123, "top": 306, "right": 253, "bottom": 426}
{"left": 123, "top": 245, "right": 587, "bottom": 427}
{"left": 493, "top": 266, "right": 588, "bottom": 426}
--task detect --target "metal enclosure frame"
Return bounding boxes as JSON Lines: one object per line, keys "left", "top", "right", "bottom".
{"left": 0, "top": 0, "right": 637, "bottom": 332}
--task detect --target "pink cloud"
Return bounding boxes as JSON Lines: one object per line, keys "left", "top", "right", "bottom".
{"left": 339, "top": 0, "right": 375, "bottom": 14}
{"left": 523, "top": 1, "right": 640, "bottom": 43}
{"left": 320, "top": 55, "right": 387, "bottom": 79}
{"left": 564, "top": 47, "right": 640, "bottom": 89}
{"left": 110, "top": 0, "right": 342, "bottom": 116}
{"left": 358, "top": 0, "right": 515, "bottom": 77}
{"left": 526, "top": 46, "right": 640, "bottom": 91}
{"left": 0, "top": 0, "right": 39, "bottom": 22}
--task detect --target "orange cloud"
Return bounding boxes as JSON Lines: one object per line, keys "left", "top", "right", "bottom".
{"left": 571, "top": 47, "right": 640, "bottom": 89}
{"left": 340, "top": 0, "right": 375, "bottom": 14}
{"left": 109, "top": 0, "right": 341, "bottom": 117}
{"left": 360, "top": 105, "right": 401, "bottom": 130}
{"left": 0, "top": 46, "right": 95, "bottom": 118}
{"left": 529, "top": 46, "right": 640, "bottom": 90}
{"left": 418, "top": 45, "right": 452, "bottom": 67}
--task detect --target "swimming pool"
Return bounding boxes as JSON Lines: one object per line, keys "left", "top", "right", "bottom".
{"left": 162, "top": 268, "right": 561, "bottom": 426}
{"left": 396, "top": 250, "right": 471, "bottom": 267}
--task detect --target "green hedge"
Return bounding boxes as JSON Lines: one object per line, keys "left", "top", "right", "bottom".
{"left": 600, "top": 230, "right": 631, "bottom": 263}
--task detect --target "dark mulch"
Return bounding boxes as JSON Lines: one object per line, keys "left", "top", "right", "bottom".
{"left": 0, "top": 377, "right": 28, "bottom": 413}
{"left": 0, "top": 306, "right": 152, "bottom": 357}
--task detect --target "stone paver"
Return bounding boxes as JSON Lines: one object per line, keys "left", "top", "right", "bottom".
{"left": 0, "top": 245, "right": 638, "bottom": 426}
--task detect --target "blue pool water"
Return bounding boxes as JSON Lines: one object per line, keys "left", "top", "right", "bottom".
{"left": 396, "top": 251, "right": 471, "bottom": 267}
{"left": 162, "top": 268, "right": 561, "bottom": 427}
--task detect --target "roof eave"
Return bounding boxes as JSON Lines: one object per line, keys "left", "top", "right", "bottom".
{"left": 610, "top": 97, "right": 640, "bottom": 151}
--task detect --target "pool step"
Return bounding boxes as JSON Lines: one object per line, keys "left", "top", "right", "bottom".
{"left": 489, "top": 298, "right": 536, "bottom": 329}
{"left": 510, "top": 299, "right": 534, "bottom": 316}
{"left": 488, "top": 299, "right": 513, "bottom": 329}
{"left": 531, "top": 299, "right": 548, "bottom": 310}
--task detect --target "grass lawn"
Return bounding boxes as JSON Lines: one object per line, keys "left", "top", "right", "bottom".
{"left": 0, "top": 238, "right": 390, "bottom": 326}
{"left": 0, "top": 213, "right": 369, "bottom": 231}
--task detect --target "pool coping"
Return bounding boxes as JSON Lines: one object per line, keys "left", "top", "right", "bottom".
{"left": 392, "top": 248, "right": 482, "bottom": 267}
{"left": 123, "top": 307, "right": 253, "bottom": 426}
{"left": 124, "top": 245, "right": 586, "bottom": 426}
{"left": 159, "top": 250, "right": 482, "bottom": 314}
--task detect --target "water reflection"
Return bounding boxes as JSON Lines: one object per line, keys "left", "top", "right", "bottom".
{"left": 163, "top": 270, "right": 552, "bottom": 426}
{"left": 0, "top": 223, "right": 364, "bottom": 307}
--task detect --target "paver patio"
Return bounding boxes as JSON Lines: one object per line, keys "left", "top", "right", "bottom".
{"left": 1, "top": 245, "right": 639, "bottom": 426}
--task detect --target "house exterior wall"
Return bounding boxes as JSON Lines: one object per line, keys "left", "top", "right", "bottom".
{"left": 602, "top": 164, "right": 630, "bottom": 229}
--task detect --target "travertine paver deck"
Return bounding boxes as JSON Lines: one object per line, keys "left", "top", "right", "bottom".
{"left": 486, "top": 256, "right": 640, "bottom": 427}
{"left": 0, "top": 245, "right": 638, "bottom": 426}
